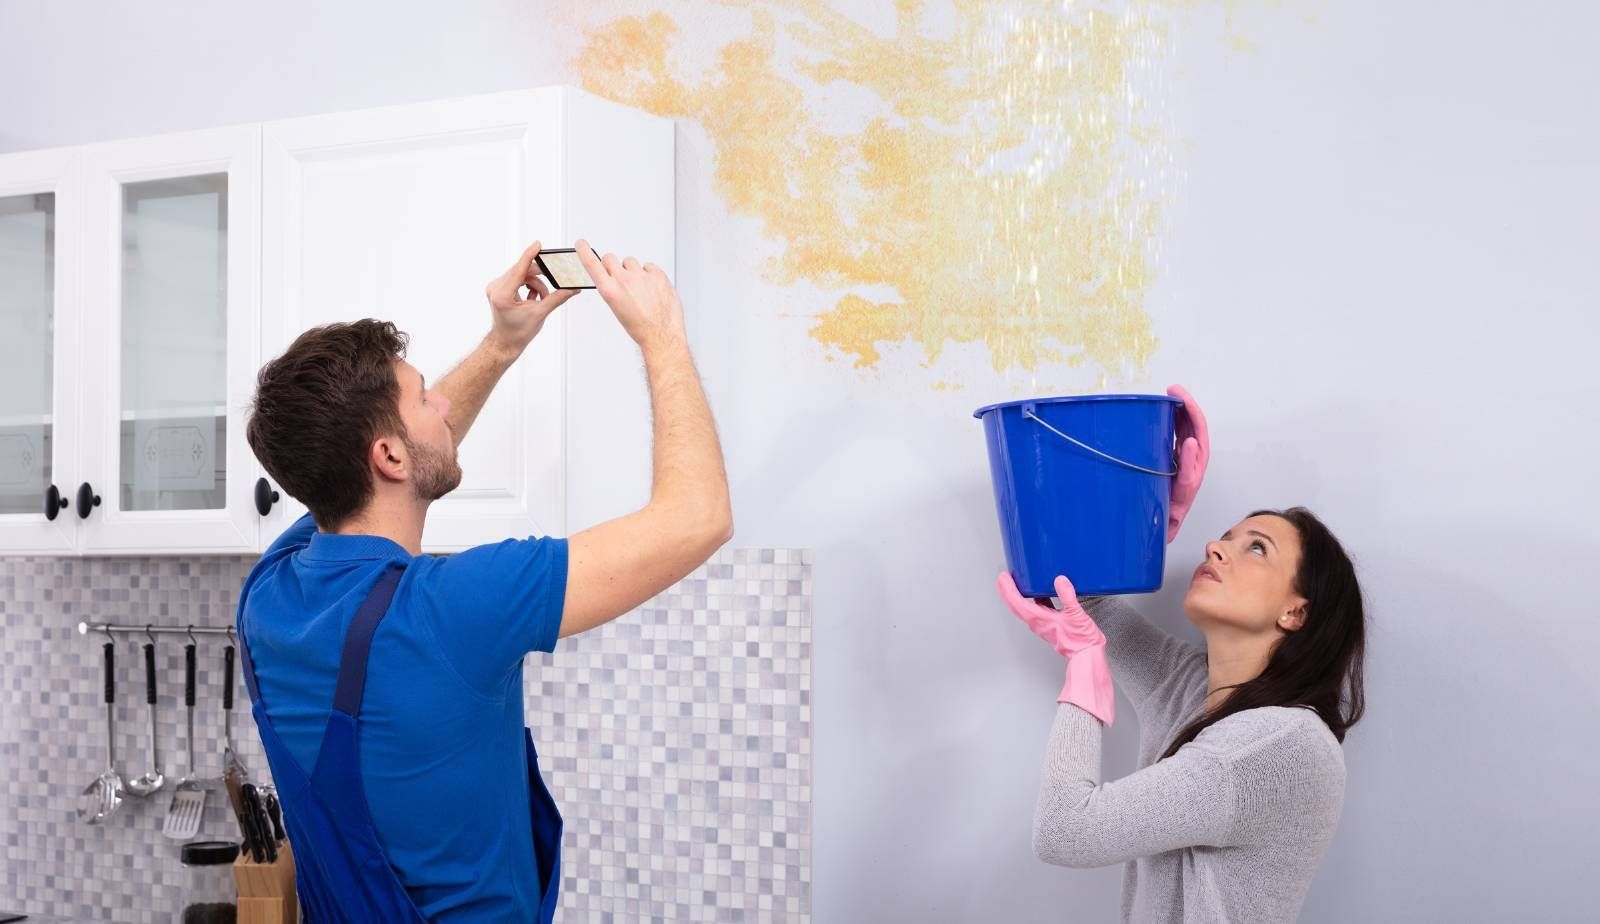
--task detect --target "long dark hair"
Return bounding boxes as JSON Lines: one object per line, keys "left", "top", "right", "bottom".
{"left": 246, "top": 319, "right": 412, "bottom": 531}
{"left": 1160, "top": 507, "right": 1366, "bottom": 759}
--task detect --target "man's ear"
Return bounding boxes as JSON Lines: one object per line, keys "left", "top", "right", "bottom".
{"left": 370, "top": 435, "right": 409, "bottom": 484}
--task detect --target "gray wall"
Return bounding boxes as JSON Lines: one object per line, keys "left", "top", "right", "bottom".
{"left": 3, "top": 1, "right": 1597, "bottom": 921}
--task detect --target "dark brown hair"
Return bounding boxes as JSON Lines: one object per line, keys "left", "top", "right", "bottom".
{"left": 246, "top": 319, "right": 411, "bottom": 531}
{"left": 1161, "top": 506, "right": 1368, "bottom": 759}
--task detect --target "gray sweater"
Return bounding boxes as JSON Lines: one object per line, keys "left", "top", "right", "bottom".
{"left": 1033, "top": 597, "right": 1346, "bottom": 923}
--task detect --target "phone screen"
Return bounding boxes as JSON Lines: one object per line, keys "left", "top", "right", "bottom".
{"left": 536, "top": 248, "right": 598, "bottom": 290}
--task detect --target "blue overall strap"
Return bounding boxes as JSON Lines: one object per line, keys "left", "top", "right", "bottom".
{"left": 238, "top": 613, "right": 264, "bottom": 707}
{"left": 236, "top": 563, "right": 403, "bottom": 712}
{"left": 331, "top": 563, "right": 406, "bottom": 717}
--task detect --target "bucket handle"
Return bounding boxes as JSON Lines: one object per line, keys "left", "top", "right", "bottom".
{"left": 1022, "top": 404, "right": 1178, "bottom": 478}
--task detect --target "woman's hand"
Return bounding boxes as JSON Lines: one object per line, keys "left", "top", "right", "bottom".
{"left": 997, "top": 572, "right": 1115, "bottom": 724}
{"left": 484, "top": 241, "right": 579, "bottom": 355}
{"left": 1166, "top": 384, "right": 1211, "bottom": 544}
{"left": 997, "top": 573, "right": 1106, "bottom": 657}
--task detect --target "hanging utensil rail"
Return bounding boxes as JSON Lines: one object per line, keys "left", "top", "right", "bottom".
{"left": 78, "top": 622, "right": 234, "bottom": 637}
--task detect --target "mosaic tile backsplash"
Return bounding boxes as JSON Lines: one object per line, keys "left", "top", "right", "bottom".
{"left": 0, "top": 549, "right": 812, "bottom": 923}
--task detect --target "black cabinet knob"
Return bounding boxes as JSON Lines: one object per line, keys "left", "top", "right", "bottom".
{"left": 254, "top": 477, "right": 281, "bottom": 516}
{"left": 75, "top": 482, "right": 101, "bottom": 520}
{"left": 44, "top": 484, "right": 69, "bottom": 521}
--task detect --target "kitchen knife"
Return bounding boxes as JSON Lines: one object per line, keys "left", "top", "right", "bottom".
{"left": 246, "top": 784, "right": 277, "bottom": 863}
{"left": 234, "top": 803, "right": 256, "bottom": 862}
{"left": 257, "top": 793, "right": 278, "bottom": 864}
{"left": 230, "top": 788, "right": 254, "bottom": 857}
{"left": 240, "top": 783, "right": 264, "bottom": 862}
{"left": 265, "top": 791, "right": 286, "bottom": 843}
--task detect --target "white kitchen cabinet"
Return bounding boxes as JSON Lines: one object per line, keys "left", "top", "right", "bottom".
{"left": 0, "top": 85, "right": 667, "bottom": 557}
{"left": 76, "top": 125, "right": 263, "bottom": 554}
{"left": 258, "top": 86, "right": 673, "bottom": 552}
{"left": 0, "top": 146, "right": 84, "bottom": 554}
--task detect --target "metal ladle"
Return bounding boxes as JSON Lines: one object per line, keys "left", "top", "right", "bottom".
{"left": 78, "top": 636, "right": 125, "bottom": 824}
{"left": 124, "top": 628, "right": 165, "bottom": 799}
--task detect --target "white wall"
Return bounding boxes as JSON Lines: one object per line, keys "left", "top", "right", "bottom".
{"left": 5, "top": 2, "right": 1596, "bottom": 921}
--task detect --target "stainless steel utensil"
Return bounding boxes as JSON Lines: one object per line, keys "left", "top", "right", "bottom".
{"left": 125, "top": 637, "right": 165, "bottom": 799}
{"left": 221, "top": 638, "right": 249, "bottom": 825}
{"left": 77, "top": 640, "right": 125, "bottom": 825}
{"left": 222, "top": 637, "right": 249, "bottom": 781}
{"left": 163, "top": 636, "right": 206, "bottom": 840}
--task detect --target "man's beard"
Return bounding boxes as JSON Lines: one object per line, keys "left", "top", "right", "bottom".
{"left": 403, "top": 434, "right": 462, "bottom": 501}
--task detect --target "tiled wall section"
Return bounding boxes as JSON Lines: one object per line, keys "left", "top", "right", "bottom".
{"left": 0, "top": 549, "right": 812, "bottom": 923}
{"left": 531, "top": 549, "right": 812, "bottom": 923}
{"left": 0, "top": 558, "right": 260, "bottom": 924}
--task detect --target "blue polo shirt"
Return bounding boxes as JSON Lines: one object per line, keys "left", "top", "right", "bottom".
{"left": 237, "top": 513, "right": 567, "bottom": 921}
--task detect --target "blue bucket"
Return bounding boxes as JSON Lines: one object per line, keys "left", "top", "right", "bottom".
{"left": 974, "top": 394, "right": 1182, "bottom": 598}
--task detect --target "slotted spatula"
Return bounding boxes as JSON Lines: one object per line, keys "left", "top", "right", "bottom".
{"left": 162, "top": 637, "right": 205, "bottom": 840}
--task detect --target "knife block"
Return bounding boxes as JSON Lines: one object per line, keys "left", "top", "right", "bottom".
{"left": 233, "top": 841, "right": 298, "bottom": 924}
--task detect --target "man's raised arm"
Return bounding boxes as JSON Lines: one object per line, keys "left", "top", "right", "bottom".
{"left": 436, "top": 242, "right": 576, "bottom": 445}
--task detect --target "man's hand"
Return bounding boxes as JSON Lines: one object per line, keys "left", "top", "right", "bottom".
{"left": 575, "top": 239, "right": 686, "bottom": 353}
{"left": 483, "top": 241, "right": 578, "bottom": 356}
{"left": 435, "top": 243, "right": 576, "bottom": 446}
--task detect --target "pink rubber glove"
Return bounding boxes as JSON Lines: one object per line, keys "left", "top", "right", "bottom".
{"left": 997, "top": 572, "right": 1115, "bottom": 725}
{"left": 1166, "top": 384, "right": 1210, "bottom": 544}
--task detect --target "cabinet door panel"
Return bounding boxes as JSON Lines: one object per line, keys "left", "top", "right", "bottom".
{"left": 80, "top": 127, "right": 260, "bottom": 554}
{"left": 260, "top": 89, "right": 566, "bottom": 551}
{"left": 0, "top": 148, "right": 82, "bottom": 554}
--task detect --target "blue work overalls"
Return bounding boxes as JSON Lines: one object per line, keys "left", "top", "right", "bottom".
{"left": 240, "top": 562, "right": 563, "bottom": 922}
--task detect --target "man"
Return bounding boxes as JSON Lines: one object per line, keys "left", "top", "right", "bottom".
{"left": 237, "top": 241, "right": 731, "bottom": 921}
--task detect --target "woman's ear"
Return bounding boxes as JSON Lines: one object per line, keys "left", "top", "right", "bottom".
{"left": 1278, "top": 601, "right": 1308, "bottom": 632}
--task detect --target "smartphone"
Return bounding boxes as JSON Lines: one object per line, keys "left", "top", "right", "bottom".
{"left": 534, "top": 247, "right": 601, "bottom": 290}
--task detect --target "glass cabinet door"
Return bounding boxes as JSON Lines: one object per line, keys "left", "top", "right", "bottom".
{"left": 80, "top": 127, "right": 261, "bottom": 553}
{"left": 0, "top": 148, "right": 80, "bottom": 554}
{"left": 118, "top": 174, "right": 229, "bottom": 513}
{"left": 0, "top": 191, "right": 56, "bottom": 515}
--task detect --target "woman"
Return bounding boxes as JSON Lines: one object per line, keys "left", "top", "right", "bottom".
{"left": 997, "top": 387, "right": 1366, "bottom": 923}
